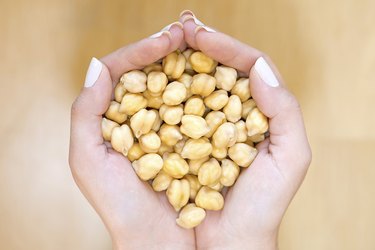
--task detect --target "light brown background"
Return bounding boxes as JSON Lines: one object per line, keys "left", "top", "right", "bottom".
{"left": 1, "top": 0, "right": 374, "bottom": 249}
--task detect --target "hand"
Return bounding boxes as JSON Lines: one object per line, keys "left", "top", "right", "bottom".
{"left": 180, "top": 11, "right": 312, "bottom": 250}
{"left": 69, "top": 23, "right": 195, "bottom": 250}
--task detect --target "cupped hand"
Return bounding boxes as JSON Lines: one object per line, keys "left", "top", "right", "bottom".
{"left": 180, "top": 11, "right": 312, "bottom": 250}
{"left": 69, "top": 23, "right": 195, "bottom": 250}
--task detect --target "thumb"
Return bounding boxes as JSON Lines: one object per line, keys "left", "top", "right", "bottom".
{"left": 250, "top": 57, "right": 311, "bottom": 177}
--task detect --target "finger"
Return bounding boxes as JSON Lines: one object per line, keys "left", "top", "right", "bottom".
{"left": 179, "top": 10, "right": 199, "bottom": 50}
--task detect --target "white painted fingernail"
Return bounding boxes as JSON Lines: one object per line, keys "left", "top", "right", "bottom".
{"left": 149, "top": 22, "right": 182, "bottom": 38}
{"left": 195, "top": 25, "right": 216, "bottom": 34}
{"left": 254, "top": 57, "right": 279, "bottom": 87}
{"left": 192, "top": 16, "right": 205, "bottom": 26}
{"left": 84, "top": 57, "right": 102, "bottom": 88}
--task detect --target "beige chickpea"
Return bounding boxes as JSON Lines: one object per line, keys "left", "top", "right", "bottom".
{"left": 208, "top": 181, "right": 224, "bottom": 192}
{"left": 119, "top": 93, "right": 147, "bottom": 115}
{"left": 162, "top": 81, "right": 187, "bottom": 105}
{"left": 163, "top": 51, "right": 186, "bottom": 79}
{"left": 181, "top": 138, "right": 212, "bottom": 160}
{"left": 248, "top": 133, "right": 266, "bottom": 143}
{"left": 159, "top": 104, "right": 183, "bottom": 125}
{"left": 195, "top": 186, "right": 224, "bottom": 211}
{"left": 157, "top": 143, "right": 174, "bottom": 156}
{"left": 130, "top": 109, "right": 157, "bottom": 138}
{"left": 127, "top": 143, "right": 145, "bottom": 162}
{"left": 176, "top": 203, "right": 206, "bottom": 229}
{"left": 212, "top": 122, "right": 237, "bottom": 148}
{"left": 139, "top": 131, "right": 161, "bottom": 153}
{"left": 198, "top": 158, "right": 222, "bottom": 186}
{"left": 244, "top": 138, "right": 255, "bottom": 147}
{"left": 223, "top": 95, "right": 242, "bottom": 123}
{"left": 246, "top": 107, "right": 269, "bottom": 136}
{"left": 120, "top": 70, "right": 147, "bottom": 93}
{"left": 220, "top": 159, "right": 240, "bottom": 187}
{"left": 235, "top": 120, "right": 247, "bottom": 143}
{"left": 188, "top": 156, "right": 209, "bottom": 175}
{"left": 105, "top": 101, "right": 127, "bottom": 124}
{"left": 182, "top": 49, "right": 195, "bottom": 75}
{"left": 180, "top": 115, "right": 210, "bottom": 139}
{"left": 174, "top": 137, "right": 187, "bottom": 154}
{"left": 111, "top": 124, "right": 134, "bottom": 156}
{"left": 189, "top": 51, "right": 217, "bottom": 74}
{"left": 152, "top": 170, "right": 173, "bottom": 192}
{"left": 191, "top": 73, "right": 216, "bottom": 97}
{"left": 241, "top": 99, "right": 257, "bottom": 119}
{"left": 143, "top": 90, "right": 164, "bottom": 109}
{"left": 228, "top": 143, "right": 257, "bottom": 167}
{"left": 214, "top": 66, "right": 237, "bottom": 91}
{"left": 184, "top": 174, "right": 202, "bottom": 201}
{"left": 166, "top": 179, "right": 190, "bottom": 211}
{"left": 147, "top": 71, "right": 168, "bottom": 95}
{"left": 102, "top": 117, "right": 119, "bottom": 141}
{"left": 231, "top": 78, "right": 251, "bottom": 102}
{"left": 149, "top": 109, "right": 162, "bottom": 131}
{"left": 163, "top": 153, "right": 189, "bottom": 178}
{"left": 184, "top": 96, "right": 205, "bottom": 116}
{"left": 132, "top": 153, "right": 163, "bottom": 181}
{"left": 158, "top": 124, "right": 183, "bottom": 146}
{"left": 211, "top": 146, "right": 227, "bottom": 160}
{"left": 178, "top": 73, "right": 193, "bottom": 100}
{"left": 114, "top": 82, "right": 126, "bottom": 103}
{"left": 204, "top": 90, "right": 229, "bottom": 111}
{"left": 205, "top": 111, "right": 227, "bottom": 138}
{"left": 143, "top": 62, "right": 162, "bottom": 74}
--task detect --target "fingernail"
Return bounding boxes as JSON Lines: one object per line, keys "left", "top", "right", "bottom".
{"left": 254, "top": 57, "right": 279, "bottom": 87}
{"left": 195, "top": 25, "right": 216, "bottom": 34}
{"left": 149, "top": 22, "right": 182, "bottom": 38}
{"left": 179, "top": 10, "right": 195, "bottom": 18}
{"left": 84, "top": 57, "right": 102, "bottom": 88}
{"left": 181, "top": 15, "right": 205, "bottom": 26}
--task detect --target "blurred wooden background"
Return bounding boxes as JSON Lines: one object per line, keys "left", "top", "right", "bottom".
{"left": 1, "top": 0, "right": 374, "bottom": 249}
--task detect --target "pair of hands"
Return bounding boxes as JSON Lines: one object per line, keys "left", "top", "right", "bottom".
{"left": 69, "top": 11, "right": 311, "bottom": 250}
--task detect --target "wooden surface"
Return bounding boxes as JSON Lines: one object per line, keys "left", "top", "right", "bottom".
{"left": 1, "top": 0, "right": 374, "bottom": 249}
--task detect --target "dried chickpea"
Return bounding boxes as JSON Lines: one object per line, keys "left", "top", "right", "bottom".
{"left": 166, "top": 179, "right": 190, "bottom": 211}
{"left": 195, "top": 186, "right": 224, "bottom": 211}
{"left": 162, "top": 81, "right": 187, "bottom": 105}
{"left": 174, "top": 137, "right": 187, "bottom": 154}
{"left": 147, "top": 71, "right": 168, "bottom": 95}
{"left": 184, "top": 174, "right": 201, "bottom": 200}
{"left": 235, "top": 120, "right": 247, "bottom": 143}
{"left": 119, "top": 93, "right": 147, "bottom": 115}
{"left": 163, "top": 51, "right": 186, "bottom": 79}
{"left": 182, "top": 49, "right": 195, "bottom": 75}
{"left": 152, "top": 170, "right": 173, "bottom": 192}
{"left": 223, "top": 95, "right": 242, "bottom": 123}
{"left": 248, "top": 133, "right": 266, "bottom": 143}
{"left": 105, "top": 101, "right": 127, "bottom": 124}
{"left": 204, "top": 90, "right": 229, "bottom": 111}
{"left": 189, "top": 51, "right": 217, "bottom": 73}
{"left": 208, "top": 181, "right": 224, "bottom": 192}
{"left": 184, "top": 96, "right": 205, "bottom": 116}
{"left": 181, "top": 138, "right": 212, "bottom": 160}
{"left": 176, "top": 204, "right": 206, "bottom": 229}
{"left": 143, "top": 90, "right": 164, "bottom": 109}
{"left": 143, "top": 63, "right": 162, "bottom": 74}
{"left": 191, "top": 73, "right": 216, "bottom": 97}
{"left": 149, "top": 109, "right": 162, "bottom": 131}
{"left": 205, "top": 111, "right": 227, "bottom": 138}
{"left": 157, "top": 143, "right": 174, "bottom": 156}
{"left": 159, "top": 104, "right": 183, "bottom": 125}
{"left": 212, "top": 122, "right": 237, "bottom": 148}
{"left": 244, "top": 138, "right": 255, "bottom": 147}
{"left": 120, "top": 70, "right": 147, "bottom": 93}
{"left": 163, "top": 153, "right": 189, "bottom": 178}
{"left": 111, "top": 124, "right": 134, "bottom": 156}
{"left": 211, "top": 146, "right": 227, "bottom": 160}
{"left": 228, "top": 143, "right": 257, "bottom": 167}
{"left": 132, "top": 153, "right": 163, "bottom": 181}
{"left": 246, "top": 107, "right": 269, "bottom": 136}
{"left": 178, "top": 73, "right": 193, "bottom": 100}
{"left": 158, "top": 124, "right": 183, "bottom": 146}
{"left": 198, "top": 158, "right": 222, "bottom": 186}
{"left": 188, "top": 156, "right": 209, "bottom": 175}
{"left": 231, "top": 78, "right": 251, "bottom": 102}
{"left": 139, "top": 131, "right": 161, "bottom": 153}
{"left": 114, "top": 82, "right": 126, "bottom": 103}
{"left": 220, "top": 159, "right": 240, "bottom": 187}
{"left": 241, "top": 99, "right": 257, "bottom": 119}
{"left": 130, "top": 109, "right": 157, "bottom": 138}
{"left": 101, "top": 117, "right": 119, "bottom": 141}
{"left": 180, "top": 115, "right": 210, "bottom": 139}
{"left": 127, "top": 143, "right": 145, "bottom": 162}
{"left": 214, "top": 66, "right": 237, "bottom": 91}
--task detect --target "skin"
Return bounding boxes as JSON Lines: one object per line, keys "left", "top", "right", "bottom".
{"left": 69, "top": 11, "right": 311, "bottom": 250}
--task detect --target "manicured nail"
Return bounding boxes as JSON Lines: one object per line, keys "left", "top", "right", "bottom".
{"left": 254, "top": 57, "right": 279, "bottom": 87}
{"left": 195, "top": 25, "right": 216, "bottom": 34}
{"left": 149, "top": 22, "right": 182, "bottom": 38}
{"left": 84, "top": 57, "right": 102, "bottom": 88}
{"left": 181, "top": 15, "right": 205, "bottom": 26}
{"left": 179, "top": 10, "right": 195, "bottom": 18}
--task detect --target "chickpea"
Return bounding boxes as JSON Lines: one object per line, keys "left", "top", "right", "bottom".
{"left": 162, "top": 81, "right": 187, "bottom": 105}
{"left": 184, "top": 96, "right": 205, "bottom": 116}
{"left": 241, "top": 99, "right": 257, "bottom": 119}
{"left": 119, "top": 93, "right": 147, "bottom": 115}
{"left": 220, "top": 159, "right": 240, "bottom": 187}
{"left": 152, "top": 170, "right": 173, "bottom": 192}
{"left": 174, "top": 137, "right": 187, "bottom": 154}
{"left": 212, "top": 122, "right": 237, "bottom": 148}
{"left": 130, "top": 109, "right": 157, "bottom": 138}
{"left": 235, "top": 120, "right": 247, "bottom": 143}
{"left": 188, "top": 156, "right": 209, "bottom": 175}
{"left": 120, "top": 70, "right": 147, "bottom": 93}
{"left": 143, "top": 62, "right": 162, "bottom": 74}
{"left": 143, "top": 90, "right": 164, "bottom": 109}
{"left": 101, "top": 117, "right": 119, "bottom": 141}
{"left": 182, "top": 49, "right": 195, "bottom": 75}
{"left": 163, "top": 51, "right": 186, "bottom": 79}
{"left": 178, "top": 73, "right": 193, "bottom": 100}
{"left": 231, "top": 78, "right": 251, "bottom": 102}
{"left": 149, "top": 109, "right": 162, "bottom": 131}
{"left": 139, "top": 131, "right": 161, "bottom": 153}
{"left": 127, "top": 143, "right": 145, "bottom": 162}
{"left": 189, "top": 51, "right": 217, "bottom": 74}
{"left": 195, "top": 186, "right": 224, "bottom": 211}
{"left": 191, "top": 73, "right": 216, "bottom": 97}
{"left": 211, "top": 146, "right": 227, "bottom": 160}
{"left": 163, "top": 153, "right": 189, "bottom": 178}
{"left": 223, "top": 95, "right": 242, "bottom": 123}
{"left": 158, "top": 124, "right": 183, "bottom": 146}
{"left": 246, "top": 107, "right": 269, "bottom": 137}
{"left": 228, "top": 143, "right": 257, "bottom": 167}
{"left": 147, "top": 71, "right": 168, "bottom": 95}
{"left": 132, "top": 153, "right": 163, "bottom": 181}
{"left": 157, "top": 143, "right": 174, "bottom": 156}
{"left": 214, "top": 66, "right": 237, "bottom": 91}
{"left": 166, "top": 179, "right": 190, "bottom": 211}
{"left": 180, "top": 115, "right": 210, "bottom": 139}
{"left": 159, "top": 104, "right": 184, "bottom": 125}
{"left": 176, "top": 203, "right": 206, "bottom": 229}
{"left": 204, "top": 90, "right": 229, "bottom": 111}
{"left": 184, "top": 174, "right": 202, "bottom": 201}
{"left": 114, "top": 82, "right": 126, "bottom": 103}
{"left": 105, "top": 101, "right": 127, "bottom": 124}
{"left": 181, "top": 138, "right": 212, "bottom": 160}
{"left": 208, "top": 181, "right": 224, "bottom": 192}
{"left": 248, "top": 133, "right": 266, "bottom": 143}
{"left": 205, "top": 111, "right": 227, "bottom": 138}
{"left": 111, "top": 124, "right": 134, "bottom": 156}
{"left": 198, "top": 158, "right": 222, "bottom": 186}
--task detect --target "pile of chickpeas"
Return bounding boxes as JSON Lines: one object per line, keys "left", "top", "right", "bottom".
{"left": 101, "top": 49, "right": 268, "bottom": 229}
